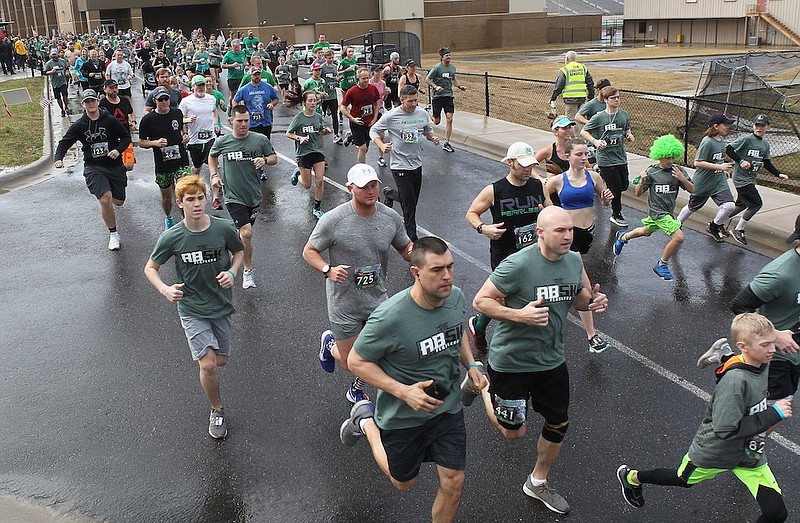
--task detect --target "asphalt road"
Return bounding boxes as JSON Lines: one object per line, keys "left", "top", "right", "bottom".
{"left": 1, "top": 80, "right": 798, "bottom": 523}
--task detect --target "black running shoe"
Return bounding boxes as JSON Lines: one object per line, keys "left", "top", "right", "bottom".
{"left": 616, "top": 465, "right": 644, "bottom": 508}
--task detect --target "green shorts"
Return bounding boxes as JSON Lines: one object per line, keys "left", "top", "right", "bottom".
{"left": 679, "top": 454, "right": 781, "bottom": 498}
{"left": 641, "top": 215, "right": 682, "bottom": 236}
{"left": 155, "top": 166, "right": 191, "bottom": 189}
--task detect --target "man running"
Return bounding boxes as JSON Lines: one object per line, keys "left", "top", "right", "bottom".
{"left": 53, "top": 89, "right": 131, "bottom": 251}
{"left": 425, "top": 47, "right": 466, "bottom": 154}
{"left": 105, "top": 49, "right": 133, "bottom": 101}
{"left": 303, "top": 163, "right": 413, "bottom": 403}
{"left": 144, "top": 67, "right": 182, "bottom": 113}
{"left": 320, "top": 49, "right": 342, "bottom": 143}
{"left": 179, "top": 75, "right": 219, "bottom": 179}
{"left": 221, "top": 39, "right": 246, "bottom": 113}
{"left": 144, "top": 175, "right": 244, "bottom": 440}
{"left": 382, "top": 51, "right": 402, "bottom": 111}
{"left": 340, "top": 66, "right": 381, "bottom": 164}
{"left": 100, "top": 79, "right": 136, "bottom": 171}
{"left": 209, "top": 105, "right": 278, "bottom": 290}
{"left": 44, "top": 48, "right": 70, "bottom": 117}
{"left": 339, "top": 236, "right": 488, "bottom": 523}
{"left": 234, "top": 66, "right": 280, "bottom": 140}
{"left": 370, "top": 85, "right": 440, "bottom": 241}
{"left": 472, "top": 206, "right": 608, "bottom": 515}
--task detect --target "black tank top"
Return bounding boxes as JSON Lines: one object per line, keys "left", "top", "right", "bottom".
{"left": 546, "top": 142, "right": 570, "bottom": 172}
{"left": 404, "top": 72, "right": 420, "bottom": 91}
{"left": 490, "top": 177, "right": 546, "bottom": 264}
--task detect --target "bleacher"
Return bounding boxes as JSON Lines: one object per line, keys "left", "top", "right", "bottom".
{"left": 545, "top": 0, "right": 623, "bottom": 16}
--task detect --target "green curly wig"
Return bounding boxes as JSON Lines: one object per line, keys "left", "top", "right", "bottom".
{"left": 649, "top": 134, "right": 684, "bottom": 160}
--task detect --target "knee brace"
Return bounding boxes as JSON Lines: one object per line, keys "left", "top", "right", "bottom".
{"left": 542, "top": 421, "right": 569, "bottom": 443}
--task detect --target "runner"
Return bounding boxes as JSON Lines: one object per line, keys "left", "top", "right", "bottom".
{"left": 612, "top": 135, "right": 694, "bottom": 281}
{"left": 99, "top": 79, "right": 137, "bottom": 171}
{"left": 369, "top": 65, "right": 388, "bottom": 167}
{"left": 53, "top": 89, "right": 132, "bottom": 251}
{"left": 472, "top": 206, "right": 608, "bottom": 515}
{"left": 104, "top": 49, "right": 133, "bottom": 101}
{"left": 234, "top": 66, "right": 279, "bottom": 140}
{"left": 465, "top": 141, "right": 546, "bottom": 355}
{"left": 209, "top": 105, "right": 278, "bottom": 289}
{"left": 397, "top": 60, "right": 421, "bottom": 93}
{"left": 221, "top": 39, "right": 246, "bottom": 113}
{"left": 381, "top": 51, "right": 402, "bottom": 111}
{"left": 575, "top": 78, "right": 611, "bottom": 161}
{"left": 320, "top": 49, "right": 342, "bottom": 143}
{"left": 179, "top": 75, "right": 219, "bottom": 182}
{"left": 370, "top": 85, "right": 440, "bottom": 241}
{"left": 303, "top": 163, "right": 413, "bottom": 403}
{"left": 339, "top": 67, "right": 381, "bottom": 164}
{"left": 580, "top": 86, "right": 635, "bottom": 227}
{"left": 138, "top": 86, "right": 191, "bottom": 230}
{"left": 144, "top": 175, "right": 245, "bottom": 440}
{"left": 425, "top": 47, "right": 466, "bottom": 154}
{"left": 80, "top": 49, "right": 106, "bottom": 92}
{"left": 725, "top": 114, "right": 790, "bottom": 246}
{"left": 286, "top": 90, "right": 331, "bottom": 219}
{"left": 676, "top": 112, "right": 737, "bottom": 243}
{"left": 535, "top": 116, "right": 573, "bottom": 178}
{"left": 618, "top": 313, "right": 791, "bottom": 523}
{"left": 274, "top": 55, "right": 291, "bottom": 99}
{"left": 44, "top": 48, "right": 70, "bottom": 117}
{"left": 144, "top": 67, "right": 182, "bottom": 113}
{"left": 339, "top": 236, "right": 488, "bottom": 523}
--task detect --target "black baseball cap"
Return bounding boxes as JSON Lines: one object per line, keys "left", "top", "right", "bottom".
{"left": 753, "top": 114, "right": 771, "bottom": 125}
{"left": 103, "top": 79, "right": 118, "bottom": 87}
{"left": 707, "top": 112, "right": 734, "bottom": 126}
{"left": 786, "top": 213, "right": 800, "bottom": 243}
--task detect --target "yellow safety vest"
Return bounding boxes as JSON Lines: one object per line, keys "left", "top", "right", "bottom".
{"left": 560, "top": 61, "right": 588, "bottom": 101}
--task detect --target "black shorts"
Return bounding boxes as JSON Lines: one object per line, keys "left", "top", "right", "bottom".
{"left": 687, "top": 189, "right": 735, "bottom": 212}
{"left": 250, "top": 125, "right": 272, "bottom": 140}
{"left": 380, "top": 410, "right": 466, "bottom": 482}
{"left": 488, "top": 362, "right": 570, "bottom": 430}
{"left": 570, "top": 223, "right": 595, "bottom": 255}
{"left": 350, "top": 122, "right": 370, "bottom": 147}
{"left": 53, "top": 84, "right": 68, "bottom": 98}
{"left": 79, "top": 80, "right": 89, "bottom": 90}
{"left": 278, "top": 83, "right": 289, "bottom": 91}
{"left": 118, "top": 87, "right": 132, "bottom": 98}
{"left": 432, "top": 96, "right": 455, "bottom": 119}
{"left": 227, "top": 202, "right": 259, "bottom": 229}
{"left": 768, "top": 359, "right": 800, "bottom": 400}
{"left": 84, "top": 164, "right": 127, "bottom": 201}
{"left": 227, "top": 78, "right": 240, "bottom": 93}
{"left": 187, "top": 140, "right": 215, "bottom": 168}
{"left": 298, "top": 151, "right": 325, "bottom": 169}
{"left": 384, "top": 91, "right": 399, "bottom": 111}
{"left": 735, "top": 183, "right": 763, "bottom": 210}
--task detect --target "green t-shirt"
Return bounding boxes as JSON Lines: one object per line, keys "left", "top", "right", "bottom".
{"left": 750, "top": 248, "right": 800, "bottom": 365}
{"left": 339, "top": 57, "right": 357, "bottom": 90}
{"left": 688, "top": 364, "right": 771, "bottom": 469}
{"left": 488, "top": 246, "right": 584, "bottom": 372}
{"left": 222, "top": 50, "right": 246, "bottom": 80}
{"left": 287, "top": 111, "right": 325, "bottom": 158}
{"left": 149, "top": 217, "right": 244, "bottom": 318}
{"left": 729, "top": 133, "right": 771, "bottom": 188}
{"left": 311, "top": 41, "right": 330, "bottom": 53}
{"left": 354, "top": 287, "right": 466, "bottom": 430}
{"left": 693, "top": 135, "right": 731, "bottom": 197}
{"left": 238, "top": 69, "right": 276, "bottom": 88}
{"left": 321, "top": 62, "right": 339, "bottom": 101}
{"left": 577, "top": 97, "right": 605, "bottom": 121}
{"left": 45, "top": 58, "right": 69, "bottom": 88}
{"left": 303, "top": 76, "right": 325, "bottom": 95}
{"left": 582, "top": 109, "right": 631, "bottom": 167}
{"left": 209, "top": 132, "right": 275, "bottom": 207}
{"left": 426, "top": 62, "right": 457, "bottom": 99}
{"left": 242, "top": 36, "right": 260, "bottom": 51}
{"left": 640, "top": 164, "right": 691, "bottom": 219}
{"left": 211, "top": 89, "right": 227, "bottom": 127}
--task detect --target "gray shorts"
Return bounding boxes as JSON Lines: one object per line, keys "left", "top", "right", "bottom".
{"left": 687, "top": 188, "right": 734, "bottom": 212}
{"left": 179, "top": 315, "right": 233, "bottom": 361}
{"left": 330, "top": 319, "right": 366, "bottom": 341}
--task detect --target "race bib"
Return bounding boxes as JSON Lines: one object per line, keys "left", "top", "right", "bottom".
{"left": 606, "top": 133, "right": 622, "bottom": 147}
{"left": 514, "top": 222, "right": 537, "bottom": 250}
{"left": 252, "top": 112, "right": 264, "bottom": 122}
{"left": 90, "top": 142, "right": 109, "bottom": 158}
{"left": 400, "top": 127, "right": 419, "bottom": 144}
{"left": 354, "top": 264, "right": 381, "bottom": 290}
{"left": 745, "top": 432, "right": 766, "bottom": 460}
{"left": 442, "top": 72, "right": 451, "bottom": 79}
{"left": 198, "top": 129, "right": 213, "bottom": 140}
{"left": 587, "top": 143, "right": 597, "bottom": 157}
{"left": 162, "top": 144, "right": 180, "bottom": 161}
{"left": 493, "top": 396, "right": 526, "bottom": 426}
{"left": 361, "top": 104, "right": 373, "bottom": 117}
{"left": 750, "top": 160, "right": 763, "bottom": 172}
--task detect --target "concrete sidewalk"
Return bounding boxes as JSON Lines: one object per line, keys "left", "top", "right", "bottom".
{"left": 437, "top": 112, "right": 800, "bottom": 258}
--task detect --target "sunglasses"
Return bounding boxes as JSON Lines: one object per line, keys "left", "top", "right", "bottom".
{"left": 156, "top": 96, "right": 170, "bottom": 102}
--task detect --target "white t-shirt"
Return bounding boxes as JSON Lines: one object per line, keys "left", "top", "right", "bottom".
{"left": 179, "top": 94, "right": 218, "bottom": 144}
{"left": 105, "top": 60, "right": 133, "bottom": 89}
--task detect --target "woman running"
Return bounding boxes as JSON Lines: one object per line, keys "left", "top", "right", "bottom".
{"left": 286, "top": 90, "right": 331, "bottom": 219}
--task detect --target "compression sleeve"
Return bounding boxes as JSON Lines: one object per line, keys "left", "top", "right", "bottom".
{"left": 731, "top": 285, "right": 765, "bottom": 314}
{"left": 763, "top": 159, "right": 781, "bottom": 176}
{"left": 715, "top": 407, "right": 782, "bottom": 440}
{"left": 725, "top": 144, "right": 743, "bottom": 163}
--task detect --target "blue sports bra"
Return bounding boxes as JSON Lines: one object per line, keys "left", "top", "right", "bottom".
{"left": 559, "top": 169, "right": 595, "bottom": 210}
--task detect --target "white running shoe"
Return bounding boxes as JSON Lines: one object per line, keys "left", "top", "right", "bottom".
{"left": 242, "top": 269, "right": 256, "bottom": 289}
{"left": 108, "top": 231, "right": 121, "bottom": 251}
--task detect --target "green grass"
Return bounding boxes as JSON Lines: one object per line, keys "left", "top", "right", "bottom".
{"left": 0, "top": 77, "right": 46, "bottom": 166}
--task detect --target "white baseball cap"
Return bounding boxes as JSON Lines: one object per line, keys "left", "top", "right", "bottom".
{"left": 501, "top": 142, "right": 538, "bottom": 167}
{"left": 346, "top": 164, "right": 381, "bottom": 188}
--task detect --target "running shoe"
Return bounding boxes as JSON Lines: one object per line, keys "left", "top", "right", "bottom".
{"left": 165, "top": 215, "right": 175, "bottom": 230}
{"left": 319, "top": 330, "right": 336, "bottom": 373}
{"left": 312, "top": 208, "right": 325, "bottom": 219}
{"left": 442, "top": 141, "right": 454, "bottom": 153}
{"left": 522, "top": 477, "right": 570, "bottom": 514}
{"left": 706, "top": 222, "right": 724, "bottom": 243}
{"left": 382, "top": 186, "right": 394, "bottom": 208}
{"left": 339, "top": 399, "right": 374, "bottom": 447}
{"left": 588, "top": 334, "right": 611, "bottom": 354}
{"left": 260, "top": 171, "right": 268, "bottom": 181}
{"left": 732, "top": 229, "right": 748, "bottom": 245}
{"left": 612, "top": 231, "right": 626, "bottom": 256}
{"left": 696, "top": 337, "right": 733, "bottom": 368}
{"left": 289, "top": 167, "right": 300, "bottom": 186}
{"left": 212, "top": 198, "right": 223, "bottom": 210}
{"left": 242, "top": 268, "right": 256, "bottom": 289}
{"left": 377, "top": 156, "right": 387, "bottom": 168}
{"left": 108, "top": 231, "right": 121, "bottom": 251}
{"left": 467, "top": 315, "right": 488, "bottom": 355}
{"left": 460, "top": 361, "right": 488, "bottom": 406}
{"left": 332, "top": 134, "right": 342, "bottom": 144}
{"left": 346, "top": 377, "right": 370, "bottom": 404}
{"left": 719, "top": 222, "right": 731, "bottom": 237}
{"left": 342, "top": 132, "right": 353, "bottom": 147}
{"left": 609, "top": 214, "right": 628, "bottom": 227}
{"left": 652, "top": 263, "right": 674, "bottom": 281}
{"left": 616, "top": 465, "right": 645, "bottom": 508}
{"left": 208, "top": 408, "right": 227, "bottom": 439}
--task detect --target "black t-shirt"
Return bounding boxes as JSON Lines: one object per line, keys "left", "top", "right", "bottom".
{"left": 100, "top": 97, "right": 134, "bottom": 127}
{"left": 137, "top": 47, "right": 152, "bottom": 63}
{"left": 138, "top": 107, "right": 189, "bottom": 173}
{"left": 80, "top": 60, "right": 105, "bottom": 88}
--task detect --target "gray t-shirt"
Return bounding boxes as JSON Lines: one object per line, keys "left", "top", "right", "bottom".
{"left": 750, "top": 248, "right": 800, "bottom": 365}
{"left": 354, "top": 287, "right": 466, "bottom": 430}
{"left": 641, "top": 164, "right": 691, "bottom": 219}
{"left": 426, "top": 62, "right": 457, "bottom": 99}
{"left": 729, "top": 133, "right": 771, "bottom": 188}
{"left": 582, "top": 109, "right": 631, "bottom": 167}
{"left": 369, "top": 106, "right": 433, "bottom": 170}
{"left": 308, "top": 201, "right": 410, "bottom": 325}
{"left": 209, "top": 132, "right": 275, "bottom": 207}
{"left": 692, "top": 136, "right": 730, "bottom": 198}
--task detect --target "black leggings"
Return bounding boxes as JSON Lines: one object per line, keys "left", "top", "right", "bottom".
{"left": 638, "top": 468, "right": 787, "bottom": 523}
{"left": 730, "top": 183, "right": 763, "bottom": 222}
{"left": 598, "top": 164, "right": 629, "bottom": 217}
{"left": 321, "top": 99, "right": 339, "bottom": 136}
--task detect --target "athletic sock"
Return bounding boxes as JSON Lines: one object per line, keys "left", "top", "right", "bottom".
{"left": 626, "top": 470, "right": 639, "bottom": 486}
{"left": 109, "top": 227, "right": 117, "bottom": 233}
{"left": 736, "top": 217, "right": 748, "bottom": 231}
{"left": 314, "top": 200, "right": 321, "bottom": 210}
{"left": 529, "top": 475, "right": 546, "bottom": 487}
{"left": 358, "top": 418, "right": 371, "bottom": 434}
{"left": 621, "top": 233, "right": 628, "bottom": 242}
{"left": 659, "top": 258, "right": 668, "bottom": 265}
{"left": 676, "top": 206, "right": 692, "bottom": 223}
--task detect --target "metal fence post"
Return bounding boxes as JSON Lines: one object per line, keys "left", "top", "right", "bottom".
{"left": 484, "top": 72, "right": 490, "bottom": 117}
{"left": 684, "top": 98, "right": 690, "bottom": 164}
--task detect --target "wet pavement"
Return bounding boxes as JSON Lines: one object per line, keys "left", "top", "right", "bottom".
{"left": 1, "top": 78, "right": 799, "bottom": 522}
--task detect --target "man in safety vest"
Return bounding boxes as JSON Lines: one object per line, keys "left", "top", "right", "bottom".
{"left": 549, "top": 51, "right": 595, "bottom": 134}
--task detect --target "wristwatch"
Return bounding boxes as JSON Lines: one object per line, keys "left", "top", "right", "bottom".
{"left": 476, "top": 224, "right": 484, "bottom": 234}
{"left": 322, "top": 264, "right": 330, "bottom": 277}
